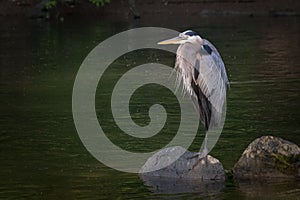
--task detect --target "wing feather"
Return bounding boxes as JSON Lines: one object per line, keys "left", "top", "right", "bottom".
{"left": 175, "top": 39, "right": 228, "bottom": 118}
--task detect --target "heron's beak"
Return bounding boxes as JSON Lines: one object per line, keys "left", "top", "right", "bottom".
{"left": 157, "top": 36, "right": 184, "bottom": 45}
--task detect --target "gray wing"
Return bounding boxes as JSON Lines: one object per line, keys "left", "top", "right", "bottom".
{"left": 203, "top": 39, "right": 229, "bottom": 89}
{"left": 197, "top": 39, "right": 228, "bottom": 113}
{"left": 175, "top": 39, "right": 228, "bottom": 116}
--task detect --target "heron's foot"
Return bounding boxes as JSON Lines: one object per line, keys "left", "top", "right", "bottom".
{"left": 188, "top": 149, "right": 209, "bottom": 169}
{"left": 188, "top": 148, "right": 208, "bottom": 160}
{"left": 188, "top": 152, "right": 200, "bottom": 160}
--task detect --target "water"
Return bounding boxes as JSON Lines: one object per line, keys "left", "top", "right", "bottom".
{"left": 0, "top": 16, "right": 299, "bottom": 199}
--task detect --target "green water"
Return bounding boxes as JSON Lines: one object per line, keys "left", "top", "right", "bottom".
{"left": 0, "top": 16, "right": 299, "bottom": 199}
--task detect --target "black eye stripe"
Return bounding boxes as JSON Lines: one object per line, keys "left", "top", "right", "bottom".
{"left": 184, "top": 31, "right": 198, "bottom": 36}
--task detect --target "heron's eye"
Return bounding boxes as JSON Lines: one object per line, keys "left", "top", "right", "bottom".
{"left": 179, "top": 34, "right": 188, "bottom": 39}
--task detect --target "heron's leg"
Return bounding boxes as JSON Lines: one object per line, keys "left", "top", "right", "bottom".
{"left": 188, "top": 132, "right": 209, "bottom": 169}
{"left": 188, "top": 132, "right": 209, "bottom": 160}
{"left": 199, "top": 131, "right": 208, "bottom": 159}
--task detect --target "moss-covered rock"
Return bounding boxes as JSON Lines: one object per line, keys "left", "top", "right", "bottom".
{"left": 233, "top": 136, "right": 300, "bottom": 179}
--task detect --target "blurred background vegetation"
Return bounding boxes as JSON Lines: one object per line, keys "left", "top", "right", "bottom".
{"left": 1, "top": 0, "right": 299, "bottom": 20}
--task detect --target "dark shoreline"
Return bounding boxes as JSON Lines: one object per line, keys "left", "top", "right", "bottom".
{"left": 1, "top": 0, "right": 299, "bottom": 20}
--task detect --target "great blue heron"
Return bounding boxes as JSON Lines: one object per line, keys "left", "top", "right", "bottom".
{"left": 158, "top": 30, "right": 229, "bottom": 159}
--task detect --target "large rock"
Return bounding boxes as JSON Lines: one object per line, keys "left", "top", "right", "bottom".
{"left": 139, "top": 146, "right": 225, "bottom": 180}
{"left": 233, "top": 136, "right": 300, "bottom": 179}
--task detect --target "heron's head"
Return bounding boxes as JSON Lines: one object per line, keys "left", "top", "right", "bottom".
{"left": 158, "top": 30, "right": 203, "bottom": 45}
